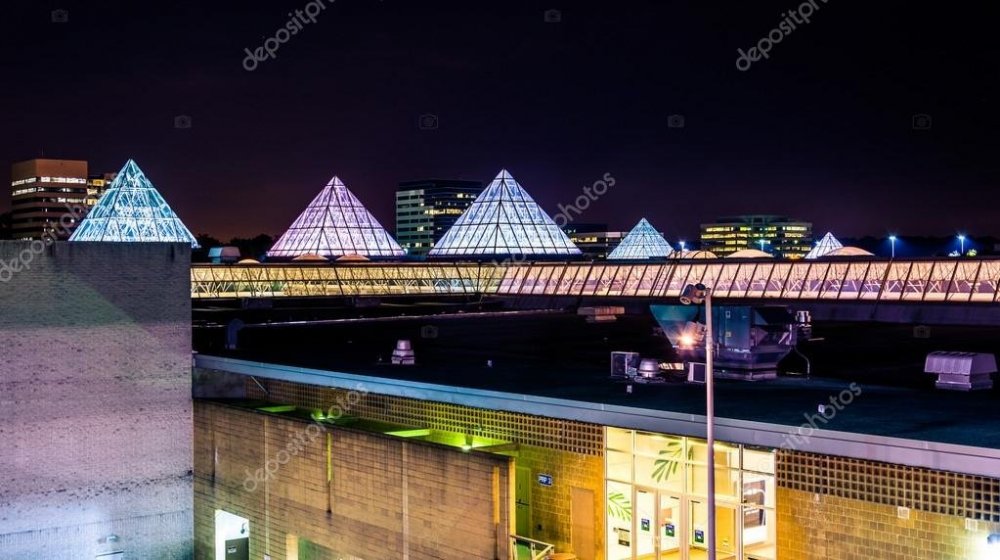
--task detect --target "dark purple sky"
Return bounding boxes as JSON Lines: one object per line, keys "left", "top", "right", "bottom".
{"left": 1, "top": 0, "right": 997, "bottom": 241}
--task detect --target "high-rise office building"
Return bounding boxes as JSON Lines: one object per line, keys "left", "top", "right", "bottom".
{"left": 700, "top": 214, "right": 812, "bottom": 259}
{"left": 395, "top": 179, "right": 483, "bottom": 256}
{"left": 9, "top": 158, "right": 112, "bottom": 241}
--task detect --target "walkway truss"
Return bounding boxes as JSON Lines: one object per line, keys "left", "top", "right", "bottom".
{"left": 191, "top": 258, "right": 1000, "bottom": 302}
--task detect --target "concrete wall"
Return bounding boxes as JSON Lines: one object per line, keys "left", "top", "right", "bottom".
{"left": 0, "top": 241, "right": 193, "bottom": 559}
{"left": 194, "top": 401, "right": 512, "bottom": 560}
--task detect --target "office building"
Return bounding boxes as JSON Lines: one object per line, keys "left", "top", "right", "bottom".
{"left": 700, "top": 215, "right": 812, "bottom": 259}
{"left": 9, "top": 158, "right": 112, "bottom": 241}
{"left": 395, "top": 179, "right": 483, "bottom": 256}
{"left": 563, "top": 223, "right": 626, "bottom": 260}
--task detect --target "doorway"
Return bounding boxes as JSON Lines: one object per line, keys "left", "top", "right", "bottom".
{"left": 515, "top": 466, "right": 533, "bottom": 537}
{"left": 214, "top": 510, "right": 250, "bottom": 560}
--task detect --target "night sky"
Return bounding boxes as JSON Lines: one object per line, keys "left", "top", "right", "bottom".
{"left": 1, "top": 0, "right": 997, "bottom": 241}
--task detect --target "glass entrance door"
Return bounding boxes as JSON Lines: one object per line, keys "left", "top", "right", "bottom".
{"left": 687, "top": 499, "right": 739, "bottom": 560}
{"left": 657, "top": 494, "right": 682, "bottom": 560}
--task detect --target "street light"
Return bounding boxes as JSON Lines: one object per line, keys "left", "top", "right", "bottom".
{"left": 758, "top": 239, "right": 769, "bottom": 252}
{"left": 679, "top": 240, "right": 687, "bottom": 252}
{"left": 679, "top": 283, "right": 716, "bottom": 560}
{"left": 889, "top": 235, "right": 897, "bottom": 259}
{"left": 958, "top": 234, "right": 966, "bottom": 256}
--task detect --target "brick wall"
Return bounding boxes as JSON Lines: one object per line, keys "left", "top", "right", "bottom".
{"left": 0, "top": 241, "right": 193, "bottom": 559}
{"left": 195, "top": 401, "right": 513, "bottom": 560}
{"left": 229, "top": 375, "right": 607, "bottom": 559}
{"left": 777, "top": 450, "right": 1000, "bottom": 559}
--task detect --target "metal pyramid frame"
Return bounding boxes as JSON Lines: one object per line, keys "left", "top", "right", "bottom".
{"left": 69, "top": 159, "right": 199, "bottom": 247}
{"left": 805, "top": 232, "right": 843, "bottom": 259}
{"left": 428, "top": 169, "right": 581, "bottom": 257}
{"left": 267, "top": 176, "right": 405, "bottom": 259}
{"left": 607, "top": 218, "right": 674, "bottom": 260}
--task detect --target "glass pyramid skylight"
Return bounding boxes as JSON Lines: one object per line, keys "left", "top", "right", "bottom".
{"left": 804, "top": 232, "right": 843, "bottom": 259}
{"left": 428, "top": 169, "right": 581, "bottom": 257}
{"left": 607, "top": 218, "right": 674, "bottom": 260}
{"left": 69, "top": 159, "right": 199, "bottom": 247}
{"left": 267, "top": 176, "right": 405, "bottom": 259}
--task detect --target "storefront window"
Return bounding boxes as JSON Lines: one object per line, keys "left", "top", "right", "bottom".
{"left": 605, "top": 429, "right": 777, "bottom": 560}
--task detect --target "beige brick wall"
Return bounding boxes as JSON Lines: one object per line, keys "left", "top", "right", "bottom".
{"left": 195, "top": 401, "right": 513, "bottom": 560}
{"left": 233, "top": 376, "right": 608, "bottom": 559}
{"left": 778, "top": 488, "right": 999, "bottom": 559}
{"left": 777, "top": 450, "right": 1000, "bottom": 559}
{"left": 0, "top": 241, "right": 193, "bottom": 560}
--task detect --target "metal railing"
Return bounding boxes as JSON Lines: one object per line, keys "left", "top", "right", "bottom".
{"left": 510, "top": 535, "right": 555, "bottom": 560}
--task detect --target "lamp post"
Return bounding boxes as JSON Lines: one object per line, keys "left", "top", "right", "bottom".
{"left": 680, "top": 283, "right": 715, "bottom": 560}
{"left": 758, "top": 239, "right": 767, "bottom": 252}
{"left": 958, "top": 234, "right": 966, "bottom": 256}
{"left": 889, "top": 235, "right": 897, "bottom": 259}
{"left": 680, "top": 240, "right": 687, "bottom": 252}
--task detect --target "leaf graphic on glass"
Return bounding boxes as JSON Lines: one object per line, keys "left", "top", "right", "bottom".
{"left": 651, "top": 439, "right": 689, "bottom": 483}
{"left": 607, "top": 491, "right": 632, "bottom": 521}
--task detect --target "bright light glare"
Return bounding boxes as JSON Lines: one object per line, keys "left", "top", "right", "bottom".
{"left": 679, "top": 334, "right": 695, "bottom": 348}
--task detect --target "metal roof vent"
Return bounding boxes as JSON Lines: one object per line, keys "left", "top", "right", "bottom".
{"left": 637, "top": 359, "right": 659, "bottom": 379}
{"left": 391, "top": 339, "right": 415, "bottom": 365}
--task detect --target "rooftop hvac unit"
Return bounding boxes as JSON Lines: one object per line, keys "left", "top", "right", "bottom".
{"left": 391, "top": 339, "right": 415, "bottom": 365}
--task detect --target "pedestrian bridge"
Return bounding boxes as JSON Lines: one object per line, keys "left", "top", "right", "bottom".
{"left": 191, "top": 257, "right": 1000, "bottom": 303}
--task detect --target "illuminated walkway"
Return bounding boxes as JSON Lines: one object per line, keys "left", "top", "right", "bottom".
{"left": 191, "top": 257, "right": 1000, "bottom": 302}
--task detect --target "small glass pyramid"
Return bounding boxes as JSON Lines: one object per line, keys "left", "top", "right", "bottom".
{"left": 267, "top": 176, "right": 405, "bottom": 259}
{"left": 428, "top": 169, "right": 581, "bottom": 257}
{"left": 607, "top": 218, "right": 674, "bottom": 260}
{"left": 69, "top": 159, "right": 199, "bottom": 247}
{"left": 805, "top": 232, "right": 843, "bottom": 259}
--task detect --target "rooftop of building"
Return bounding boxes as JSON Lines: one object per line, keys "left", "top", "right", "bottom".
{"left": 396, "top": 179, "right": 485, "bottom": 190}
{"left": 195, "top": 308, "right": 1000, "bottom": 453}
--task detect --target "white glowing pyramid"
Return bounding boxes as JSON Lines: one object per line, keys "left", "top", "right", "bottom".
{"left": 804, "top": 232, "right": 843, "bottom": 259}
{"left": 69, "top": 159, "right": 199, "bottom": 247}
{"left": 607, "top": 218, "right": 674, "bottom": 260}
{"left": 428, "top": 169, "right": 581, "bottom": 257}
{"left": 267, "top": 176, "right": 404, "bottom": 259}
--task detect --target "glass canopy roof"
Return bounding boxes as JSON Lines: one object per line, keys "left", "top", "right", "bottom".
{"left": 607, "top": 218, "right": 674, "bottom": 260}
{"left": 267, "top": 176, "right": 405, "bottom": 259}
{"left": 805, "top": 232, "right": 844, "bottom": 259}
{"left": 69, "top": 159, "right": 199, "bottom": 247}
{"left": 428, "top": 169, "right": 581, "bottom": 257}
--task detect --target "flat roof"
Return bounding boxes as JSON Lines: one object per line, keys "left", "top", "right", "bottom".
{"left": 195, "top": 311, "right": 1000, "bottom": 474}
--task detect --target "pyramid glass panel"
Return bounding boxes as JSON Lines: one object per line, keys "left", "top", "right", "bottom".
{"left": 69, "top": 159, "right": 199, "bottom": 247}
{"left": 428, "top": 169, "right": 581, "bottom": 257}
{"left": 607, "top": 218, "right": 674, "bottom": 260}
{"left": 805, "top": 232, "right": 844, "bottom": 259}
{"left": 267, "top": 176, "right": 405, "bottom": 259}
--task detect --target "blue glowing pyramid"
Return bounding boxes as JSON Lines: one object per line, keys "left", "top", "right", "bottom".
{"left": 69, "top": 159, "right": 199, "bottom": 248}
{"left": 607, "top": 218, "right": 673, "bottom": 260}
{"left": 428, "top": 169, "right": 580, "bottom": 257}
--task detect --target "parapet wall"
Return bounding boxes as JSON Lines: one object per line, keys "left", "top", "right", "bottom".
{"left": 0, "top": 241, "right": 193, "bottom": 559}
